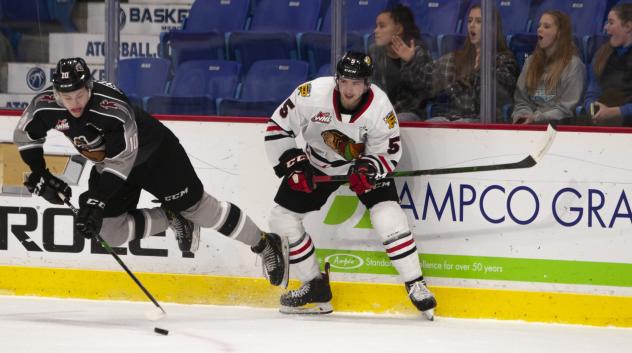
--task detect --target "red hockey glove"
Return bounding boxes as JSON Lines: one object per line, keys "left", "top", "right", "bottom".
{"left": 288, "top": 170, "right": 314, "bottom": 193}
{"left": 276, "top": 149, "right": 315, "bottom": 193}
{"left": 348, "top": 159, "right": 377, "bottom": 195}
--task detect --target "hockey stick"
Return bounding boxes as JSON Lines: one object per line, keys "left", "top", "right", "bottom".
{"left": 61, "top": 196, "right": 167, "bottom": 321}
{"left": 314, "top": 124, "right": 557, "bottom": 183}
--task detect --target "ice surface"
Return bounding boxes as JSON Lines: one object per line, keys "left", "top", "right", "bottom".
{"left": 1, "top": 296, "right": 631, "bottom": 353}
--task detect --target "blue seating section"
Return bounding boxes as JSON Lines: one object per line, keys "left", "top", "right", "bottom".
{"left": 417, "top": 0, "right": 470, "bottom": 35}
{"left": 250, "top": 0, "right": 322, "bottom": 32}
{"left": 507, "top": 33, "right": 538, "bottom": 70}
{"left": 321, "top": 0, "right": 390, "bottom": 34}
{"left": 117, "top": 58, "right": 171, "bottom": 108}
{"left": 227, "top": 32, "right": 298, "bottom": 73}
{"left": 583, "top": 34, "right": 609, "bottom": 64}
{"left": 146, "top": 0, "right": 623, "bottom": 116}
{"left": 497, "top": 0, "right": 533, "bottom": 35}
{"left": 529, "top": 0, "right": 608, "bottom": 39}
{"left": 159, "top": 31, "right": 225, "bottom": 69}
{"left": 218, "top": 60, "right": 309, "bottom": 117}
{"left": 0, "top": 0, "right": 77, "bottom": 31}
{"left": 317, "top": 63, "right": 332, "bottom": 77}
{"left": 146, "top": 60, "right": 241, "bottom": 116}
{"left": 437, "top": 33, "right": 466, "bottom": 57}
{"left": 299, "top": 32, "right": 365, "bottom": 78}
{"left": 183, "top": 0, "right": 251, "bottom": 32}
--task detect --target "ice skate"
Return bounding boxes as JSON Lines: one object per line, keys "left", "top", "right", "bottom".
{"left": 406, "top": 279, "right": 437, "bottom": 320}
{"left": 164, "top": 208, "right": 200, "bottom": 253}
{"left": 251, "top": 232, "right": 289, "bottom": 288}
{"left": 280, "top": 262, "right": 333, "bottom": 314}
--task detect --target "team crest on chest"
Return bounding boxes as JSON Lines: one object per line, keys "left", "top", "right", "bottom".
{"left": 311, "top": 111, "right": 331, "bottom": 123}
{"left": 54, "top": 119, "right": 69, "bottom": 131}
{"left": 73, "top": 136, "right": 90, "bottom": 149}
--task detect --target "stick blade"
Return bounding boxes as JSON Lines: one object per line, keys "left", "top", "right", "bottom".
{"left": 530, "top": 124, "right": 557, "bottom": 163}
{"left": 145, "top": 307, "right": 166, "bottom": 321}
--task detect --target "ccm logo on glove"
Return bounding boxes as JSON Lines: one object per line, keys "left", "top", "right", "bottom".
{"left": 86, "top": 198, "right": 106, "bottom": 209}
{"left": 277, "top": 149, "right": 316, "bottom": 193}
{"left": 284, "top": 154, "right": 308, "bottom": 169}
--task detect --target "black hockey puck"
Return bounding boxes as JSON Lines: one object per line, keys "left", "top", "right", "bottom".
{"left": 154, "top": 327, "right": 169, "bottom": 335}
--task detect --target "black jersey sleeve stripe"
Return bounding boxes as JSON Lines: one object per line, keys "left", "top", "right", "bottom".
{"left": 307, "top": 145, "right": 351, "bottom": 167}
{"left": 265, "top": 134, "right": 293, "bottom": 141}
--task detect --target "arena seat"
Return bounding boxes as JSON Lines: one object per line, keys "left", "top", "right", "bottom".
{"left": 218, "top": 59, "right": 309, "bottom": 117}
{"left": 158, "top": 0, "right": 250, "bottom": 69}
{"left": 0, "top": 0, "right": 77, "bottom": 32}
{"left": 321, "top": 0, "right": 390, "bottom": 34}
{"left": 145, "top": 60, "right": 241, "bottom": 116}
{"left": 507, "top": 32, "right": 538, "bottom": 70}
{"left": 298, "top": 32, "right": 364, "bottom": 78}
{"left": 250, "top": 0, "right": 322, "bottom": 32}
{"left": 183, "top": 0, "right": 250, "bottom": 32}
{"left": 227, "top": 32, "right": 298, "bottom": 73}
{"left": 529, "top": 0, "right": 608, "bottom": 39}
{"left": 159, "top": 31, "right": 226, "bottom": 69}
{"left": 117, "top": 58, "right": 171, "bottom": 108}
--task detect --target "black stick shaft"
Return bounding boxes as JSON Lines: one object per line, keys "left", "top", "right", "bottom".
{"left": 63, "top": 198, "right": 166, "bottom": 315}
{"left": 314, "top": 156, "right": 535, "bottom": 182}
{"left": 314, "top": 124, "right": 557, "bottom": 183}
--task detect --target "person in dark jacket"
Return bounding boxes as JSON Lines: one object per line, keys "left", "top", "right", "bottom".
{"left": 583, "top": 3, "right": 632, "bottom": 126}
{"left": 369, "top": 4, "right": 433, "bottom": 120}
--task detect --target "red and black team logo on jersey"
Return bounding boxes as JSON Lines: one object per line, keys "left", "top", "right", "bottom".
{"left": 35, "top": 94, "right": 56, "bottom": 104}
{"left": 100, "top": 99, "right": 120, "bottom": 110}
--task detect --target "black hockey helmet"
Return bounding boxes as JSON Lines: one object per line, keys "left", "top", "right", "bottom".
{"left": 51, "top": 57, "right": 92, "bottom": 92}
{"left": 335, "top": 51, "right": 373, "bottom": 80}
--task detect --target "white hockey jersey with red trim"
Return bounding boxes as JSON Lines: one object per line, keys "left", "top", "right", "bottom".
{"left": 264, "top": 76, "right": 401, "bottom": 177}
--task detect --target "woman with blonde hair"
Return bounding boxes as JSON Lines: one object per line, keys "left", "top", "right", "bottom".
{"left": 428, "top": 3, "right": 519, "bottom": 121}
{"left": 583, "top": 3, "right": 632, "bottom": 126}
{"left": 512, "top": 10, "right": 585, "bottom": 124}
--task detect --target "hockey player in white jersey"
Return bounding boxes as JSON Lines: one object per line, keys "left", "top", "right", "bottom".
{"left": 264, "top": 51, "right": 437, "bottom": 318}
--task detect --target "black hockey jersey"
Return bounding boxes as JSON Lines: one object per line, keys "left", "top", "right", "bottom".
{"left": 13, "top": 81, "right": 166, "bottom": 201}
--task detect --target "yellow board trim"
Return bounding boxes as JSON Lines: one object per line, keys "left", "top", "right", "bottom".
{"left": 1, "top": 265, "right": 631, "bottom": 327}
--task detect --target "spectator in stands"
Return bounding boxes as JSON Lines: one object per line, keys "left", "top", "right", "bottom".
{"left": 512, "top": 10, "right": 585, "bottom": 125}
{"left": 369, "top": 4, "right": 433, "bottom": 121}
{"left": 583, "top": 3, "right": 632, "bottom": 126}
{"left": 427, "top": 3, "right": 518, "bottom": 122}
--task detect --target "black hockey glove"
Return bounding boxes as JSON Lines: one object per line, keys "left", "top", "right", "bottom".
{"left": 75, "top": 198, "right": 106, "bottom": 239}
{"left": 24, "top": 169, "right": 72, "bottom": 205}
{"left": 275, "top": 148, "right": 315, "bottom": 193}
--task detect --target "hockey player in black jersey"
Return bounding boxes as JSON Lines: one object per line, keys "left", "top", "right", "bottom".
{"left": 14, "top": 57, "right": 289, "bottom": 288}
{"left": 264, "top": 52, "right": 437, "bottom": 318}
